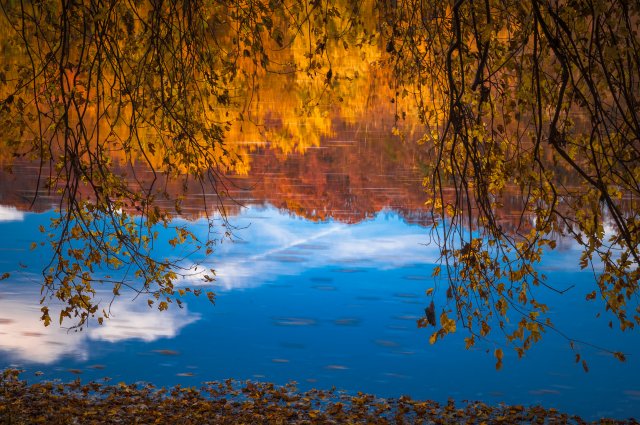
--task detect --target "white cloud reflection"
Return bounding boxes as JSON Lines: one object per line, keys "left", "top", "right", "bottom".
{"left": 0, "top": 205, "right": 25, "bottom": 222}
{"left": 178, "top": 205, "right": 607, "bottom": 291}
{"left": 0, "top": 287, "right": 199, "bottom": 364}
{"left": 89, "top": 300, "right": 198, "bottom": 343}
{"left": 184, "top": 206, "right": 443, "bottom": 290}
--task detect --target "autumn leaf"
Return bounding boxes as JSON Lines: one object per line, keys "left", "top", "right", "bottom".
{"left": 613, "top": 352, "right": 626, "bottom": 362}
{"left": 424, "top": 300, "right": 436, "bottom": 326}
{"left": 495, "top": 348, "right": 504, "bottom": 370}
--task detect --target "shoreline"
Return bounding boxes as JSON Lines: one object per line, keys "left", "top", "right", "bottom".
{"left": 1, "top": 371, "right": 637, "bottom": 424}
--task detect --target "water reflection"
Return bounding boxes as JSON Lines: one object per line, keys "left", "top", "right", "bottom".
{"left": 0, "top": 205, "right": 24, "bottom": 222}
{"left": 191, "top": 206, "right": 440, "bottom": 290}
{"left": 0, "top": 206, "right": 639, "bottom": 420}
{"left": 0, "top": 288, "right": 198, "bottom": 364}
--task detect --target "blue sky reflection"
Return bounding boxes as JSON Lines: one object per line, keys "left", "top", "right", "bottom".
{"left": 0, "top": 204, "right": 639, "bottom": 420}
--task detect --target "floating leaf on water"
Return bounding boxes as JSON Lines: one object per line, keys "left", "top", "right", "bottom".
{"left": 613, "top": 352, "right": 626, "bottom": 362}
{"left": 87, "top": 364, "right": 106, "bottom": 370}
{"left": 152, "top": 349, "right": 180, "bottom": 356}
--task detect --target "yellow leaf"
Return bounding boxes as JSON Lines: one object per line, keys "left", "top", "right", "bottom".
{"left": 464, "top": 336, "right": 475, "bottom": 349}
{"left": 613, "top": 352, "right": 626, "bottom": 362}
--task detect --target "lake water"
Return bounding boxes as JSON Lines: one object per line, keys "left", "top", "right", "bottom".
{"left": 1, "top": 132, "right": 639, "bottom": 421}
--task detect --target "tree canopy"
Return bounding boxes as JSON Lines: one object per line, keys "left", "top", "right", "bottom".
{"left": 0, "top": 0, "right": 638, "bottom": 365}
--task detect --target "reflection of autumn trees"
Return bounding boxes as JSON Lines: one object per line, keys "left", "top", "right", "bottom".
{"left": 0, "top": 108, "right": 546, "bottom": 233}
{"left": 0, "top": 0, "right": 397, "bottom": 328}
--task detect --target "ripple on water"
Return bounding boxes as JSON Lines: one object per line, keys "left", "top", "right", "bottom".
{"left": 393, "top": 315, "right": 420, "bottom": 321}
{"left": 402, "top": 275, "right": 430, "bottom": 281}
{"left": 310, "top": 277, "right": 333, "bottom": 282}
{"left": 333, "top": 318, "right": 361, "bottom": 327}
{"left": 269, "top": 255, "right": 307, "bottom": 263}
{"left": 272, "top": 317, "right": 317, "bottom": 327}
{"left": 356, "top": 296, "right": 381, "bottom": 301}
{"left": 383, "top": 372, "right": 408, "bottom": 379}
{"left": 386, "top": 324, "right": 409, "bottom": 331}
{"left": 393, "top": 350, "right": 416, "bottom": 356}
{"left": 373, "top": 339, "right": 399, "bottom": 348}
{"left": 325, "top": 365, "right": 348, "bottom": 370}
{"left": 623, "top": 390, "right": 640, "bottom": 400}
{"left": 529, "top": 389, "right": 560, "bottom": 395}
{"left": 279, "top": 342, "right": 306, "bottom": 349}
{"left": 393, "top": 293, "right": 419, "bottom": 299}
{"left": 312, "top": 285, "right": 337, "bottom": 291}
{"left": 333, "top": 268, "right": 365, "bottom": 274}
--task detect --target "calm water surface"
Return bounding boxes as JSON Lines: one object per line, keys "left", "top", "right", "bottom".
{"left": 0, "top": 138, "right": 639, "bottom": 421}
